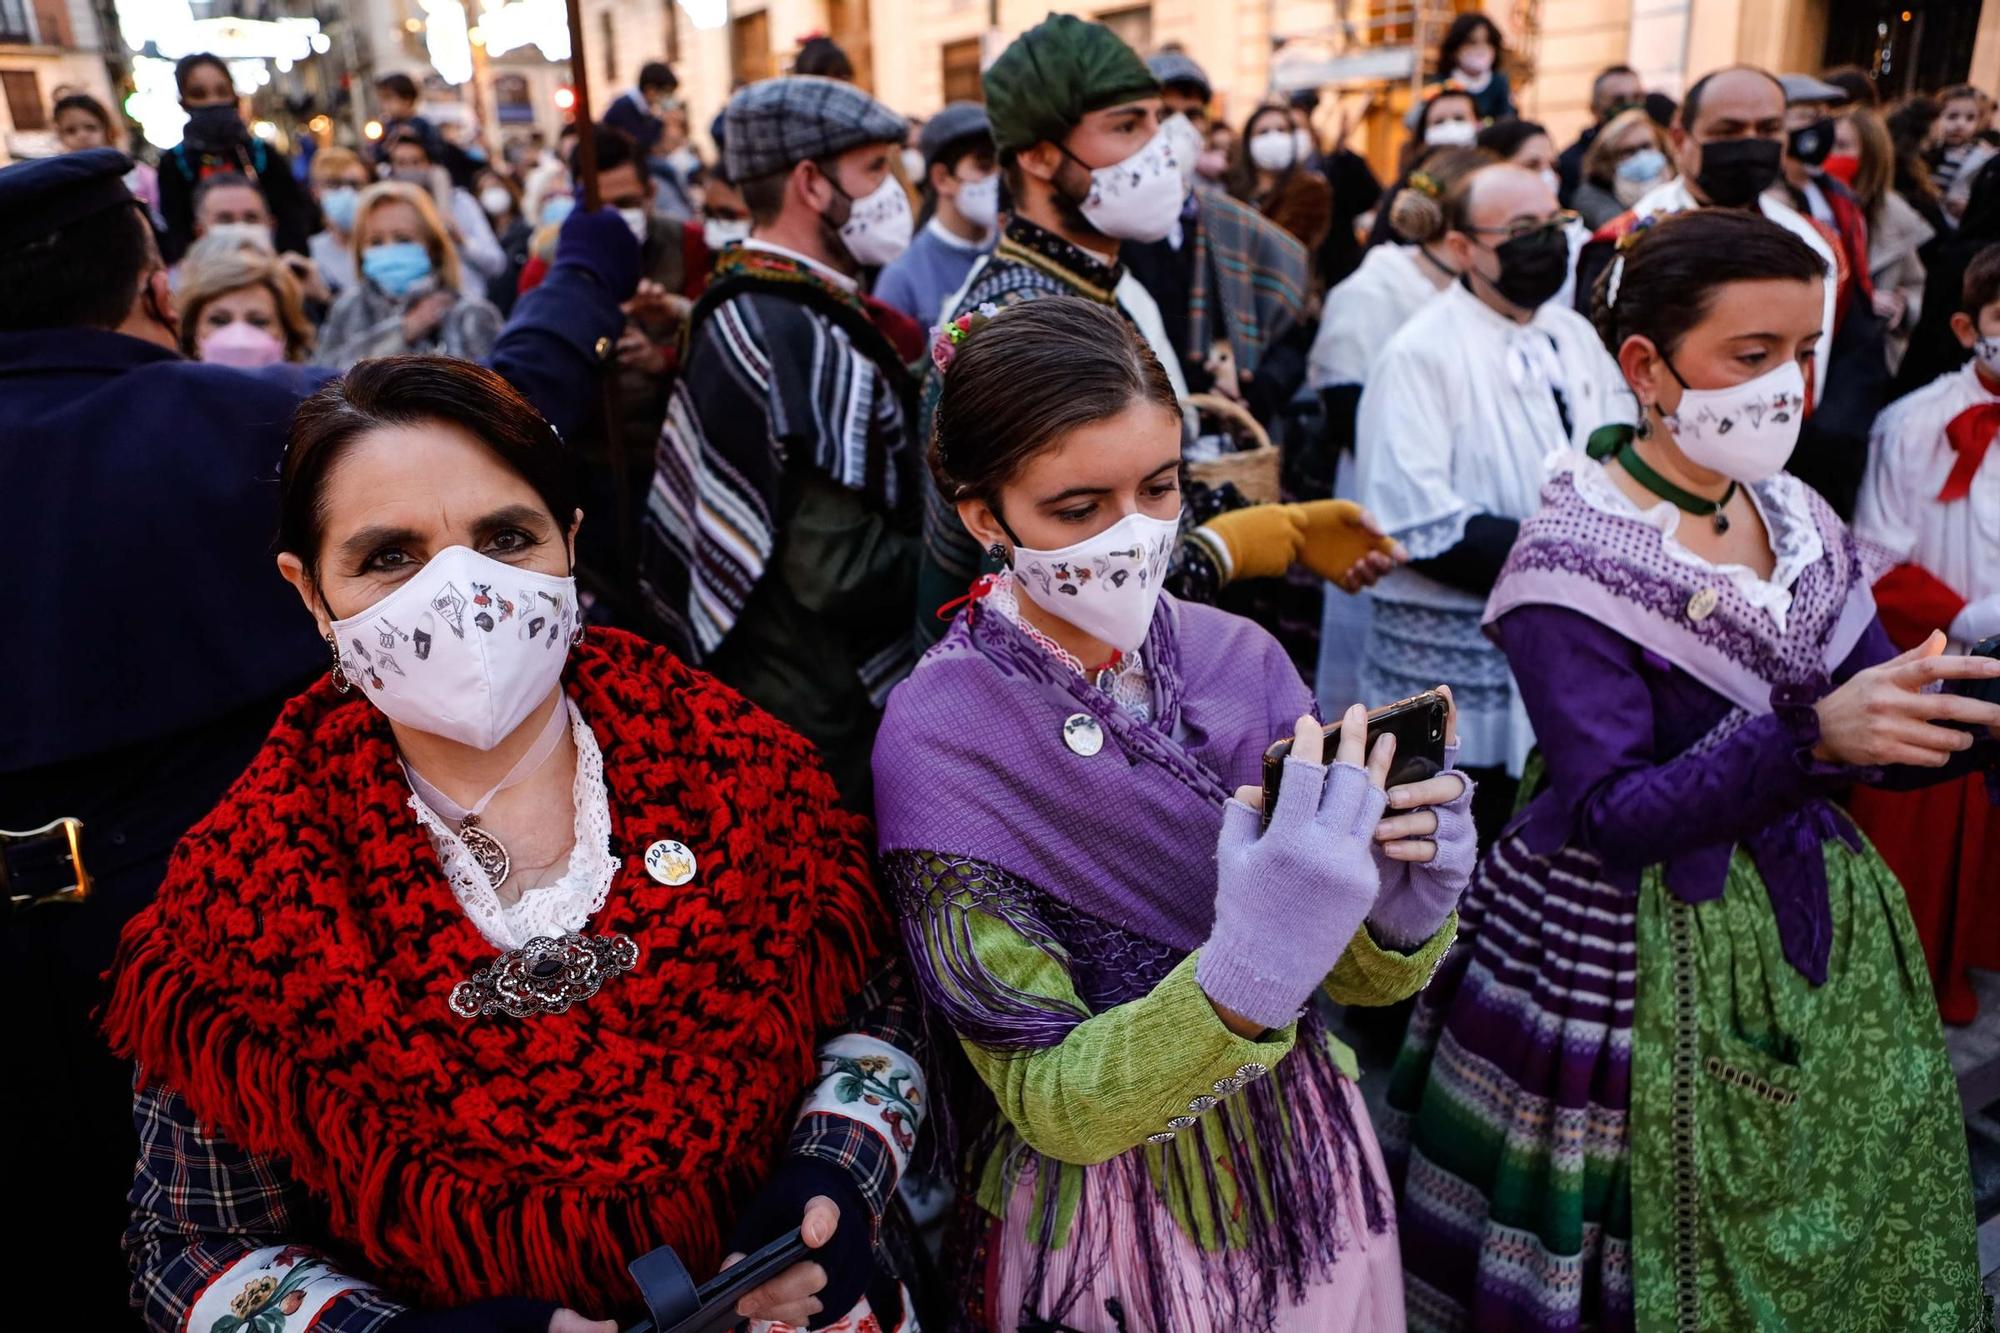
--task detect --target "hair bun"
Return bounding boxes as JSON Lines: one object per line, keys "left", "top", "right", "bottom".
{"left": 1387, "top": 187, "right": 1446, "bottom": 243}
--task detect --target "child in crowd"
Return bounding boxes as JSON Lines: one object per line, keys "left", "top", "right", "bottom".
{"left": 1929, "top": 83, "right": 1996, "bottom": 221}
{"left": 1848, "top": 242, "right": 2000, "bottom": 1024}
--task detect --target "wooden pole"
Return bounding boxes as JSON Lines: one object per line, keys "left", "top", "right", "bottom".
{"left": 564, "top": 0, "right": 602, "bottom": 209}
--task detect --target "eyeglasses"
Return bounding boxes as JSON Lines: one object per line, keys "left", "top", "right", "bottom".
{"left": 1468, "top": 209, "right": 1578, "bottom": 242}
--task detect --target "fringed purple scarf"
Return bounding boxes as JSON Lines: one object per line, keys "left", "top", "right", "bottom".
{"left": 1485, "top": 464, "right": 1877, "bottom": 982}
{"left": 873, "top": 593, "right": 1390, "bottom": 1330}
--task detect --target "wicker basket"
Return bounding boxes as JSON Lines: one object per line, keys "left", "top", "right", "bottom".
{"left": 1186, "top": 392, "right": 1282, "bottom": 504}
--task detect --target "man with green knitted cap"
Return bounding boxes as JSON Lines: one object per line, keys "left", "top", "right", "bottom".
{"left": 914, "top": 12, "right": 1400, "bottom": 645}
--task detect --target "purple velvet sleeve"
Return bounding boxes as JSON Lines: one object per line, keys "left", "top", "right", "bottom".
{"left": 1495, "top": 605, "right": 1855, "bottom": 872}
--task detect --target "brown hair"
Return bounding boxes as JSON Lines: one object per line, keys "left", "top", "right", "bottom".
{"left": 931, "top": 297, "right": 1179, "bottom": 507}
{"left": 1841, "top": 106, "right": 1896, "bottom": 224}
{"left": 351, "top": 180, "right": 464, "bottom": 291}
{"left": 1387, "top": 146, "right": 1491, "bottom": 242}
{"left": 309, "top": 144, "right": 366, "bottom": 184}
{"left": 1961, "top": 243, "right": 2000, "bottom": 314}
{"left": 1224, "top": 102, "right": 1299, "bottom": 202}
{"left": 1581, "top": 107, "right": 1673, "bottom": 189}
{"left": 1591, "top": 208, "right": 1826, "bottom": 359}
{"left": 177, "top": 250, "right": 316, "bottom": 361}
{"left": 281, "top": 356, "right": 580, "bottom": 577}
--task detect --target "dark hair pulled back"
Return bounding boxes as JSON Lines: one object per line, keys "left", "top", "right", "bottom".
{"left": 931, "top": 297, "right": 1179, "bottom": 506}
{"left": 1590, "top": 209, "right": 1826, "bottom": 360}
{"left": 281, "top": 356, "right": 580, "bottom": 577}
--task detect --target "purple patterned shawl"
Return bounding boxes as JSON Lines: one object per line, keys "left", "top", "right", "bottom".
{"left": 874, "top": 592, "right": 1314, "bottom": 954}
{"left": 1484, "top": 466, "right": 1876, "bottom": 981}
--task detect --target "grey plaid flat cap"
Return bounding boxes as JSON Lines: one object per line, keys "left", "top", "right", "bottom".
{"left": 723, "top": 75, "right": 906, "bottom": 181}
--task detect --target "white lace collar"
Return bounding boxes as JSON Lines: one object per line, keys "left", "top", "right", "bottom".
{"left": 988, "top": 572, "right": 1153, "bottom": 720}
{"left": 1565, "top": 449, "right": 1823, "bottom": 632}
{"left": 408, "top": 697, "right": 619, "bottom": 952}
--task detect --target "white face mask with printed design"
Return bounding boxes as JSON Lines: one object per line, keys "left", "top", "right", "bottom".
{"left": 1009, "top": 509, "right": 1181, "bottom": 653}
{"left": 1660, "top": 357, "right": 1807, "bottom": 485}
{"left": 1076, "top": 129, "right": 1189, "bottom": 243}
{"left": 328, "top": 545, "right": 579, "bottom": 750}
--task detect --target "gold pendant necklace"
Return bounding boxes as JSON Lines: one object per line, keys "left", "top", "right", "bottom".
{"left": 456, "top": 816, "right": 512, "bottom": 887}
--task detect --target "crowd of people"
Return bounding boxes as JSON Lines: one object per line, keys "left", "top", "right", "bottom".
{"left": 2, "top": 11, "right": 1997, "bottom": 1333}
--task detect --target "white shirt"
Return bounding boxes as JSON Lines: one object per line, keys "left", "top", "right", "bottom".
{"left": 1308, "top": 243, "right": 1446, "bottom": 390}
{"left": 1855, "top": 359, "right": 2000, "bottom": 648}
{"left": 446, "top": 185, "right": 507, "bottom": 282}
{"left": 1632, "top": 177, "right": 1837, "bottom": 405}
{"left": 1359, "top": 280, "right": 1632, "bottom": 600}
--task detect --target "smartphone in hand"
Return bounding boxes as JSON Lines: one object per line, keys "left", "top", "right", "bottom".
{"left": 1259, "top": 691, "right": 1449, "bottom": 828}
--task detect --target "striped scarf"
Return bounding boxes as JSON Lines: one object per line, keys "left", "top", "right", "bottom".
{"left": 642, "top": 248, "right": 919, "bottom": 671}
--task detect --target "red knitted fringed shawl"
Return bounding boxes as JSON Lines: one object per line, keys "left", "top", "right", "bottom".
{"left": 103, "top": 628, "right": 889, "bottom": 1313}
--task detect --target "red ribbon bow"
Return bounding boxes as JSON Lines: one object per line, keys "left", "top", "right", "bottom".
{"left": 1941, "top": 400, "right": 2000, "bottom": 503}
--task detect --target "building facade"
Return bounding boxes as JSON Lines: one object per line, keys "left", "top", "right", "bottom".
{"left": 0, "top": 0, "right": 119, "bottom": 163}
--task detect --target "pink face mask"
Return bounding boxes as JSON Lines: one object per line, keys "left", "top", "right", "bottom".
{"left": 199, "top": 320, "right": 286, "bottom": 369}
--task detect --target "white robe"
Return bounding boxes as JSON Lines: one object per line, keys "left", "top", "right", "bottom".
{"left": 1356, "top": 281, "right": 1632, "bottom": 774}
{"left": 1630, "top": 177, "right": 1838, "bottom": 405}
{"left": 1307, "top": 243, "right": 1446, "bottom": 391}
{"left": 1854, "top": 359, "right": 2000, "bottom": 650}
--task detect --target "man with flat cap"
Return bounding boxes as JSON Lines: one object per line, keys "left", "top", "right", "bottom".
{"left": 874, "top": 100, "right": 998, "bottom": 328}
{"left": 912, "top": 13, "right": 1399, "bottom": 648}
{"left": 640, "top": 75, "right": 922, "bottom": 811}
{"left": 0, "top": 147, "right": 636, "bottom": 1327}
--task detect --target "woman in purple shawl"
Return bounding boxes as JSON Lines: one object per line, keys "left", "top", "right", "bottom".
{"left": 873, "top": 296, "right": 1477, "bottom": 1332}
{"left": 1383, "top": 209, "right": 2000, "bottom": 1332}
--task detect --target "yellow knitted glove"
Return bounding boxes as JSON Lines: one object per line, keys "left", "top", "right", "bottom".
{"left": 1192, "top": 504, "right": 1306, "bottom": 582}
{"left": 1294, "top": 499, "right": 1398, "bottom": 582}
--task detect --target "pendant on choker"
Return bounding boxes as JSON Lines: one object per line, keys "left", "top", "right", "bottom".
{"left": 457, "top": 815, "right": 512, "bottom": 887}
{"left": 449, "top": 931, "right": 639, "bottom": 1019}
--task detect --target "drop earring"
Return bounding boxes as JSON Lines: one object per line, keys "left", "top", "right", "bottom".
{"left": 987, "top": 541, "right": 1011, "bottom": 567}
{"left": 325, "top": 632, "right": 351, "bottom": 693}
{"left": 1636, "top": 409, "right": 1654, "bottom": 441}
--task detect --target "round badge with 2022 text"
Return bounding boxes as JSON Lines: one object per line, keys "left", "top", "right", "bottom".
{"left": 644, "top": 839, "right": 698, "bottom": 886}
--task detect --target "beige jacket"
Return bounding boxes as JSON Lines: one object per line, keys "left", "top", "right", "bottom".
{"left": 1869, "top": 189, "right": 1934, "bottom": 376}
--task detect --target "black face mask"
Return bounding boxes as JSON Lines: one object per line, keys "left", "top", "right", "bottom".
{"left": 1786, "top": 117, "right": 1835, "bottom": 168}
{"left": 183, "top": 102, "right": 245, "bottom": 145}
{"left": 1479, "top": 221, "right": 1571, "bottom": 311}
{"left": 1694, "top": 136, "right": 1784, "bottom": 207}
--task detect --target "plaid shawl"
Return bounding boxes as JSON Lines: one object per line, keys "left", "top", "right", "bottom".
{"left": 1185, "top": 189, "right": 1309, "bottom": 377}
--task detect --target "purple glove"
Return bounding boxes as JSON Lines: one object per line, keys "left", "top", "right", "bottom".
{"left": 1366, "top": 747, "right": 1477, "bottom": 949}
{"left": 1198, "top": 756, "right": 1386, "bottom": 1030}
{"left": 552, "top": 203, "right": 642, "bottom": 303}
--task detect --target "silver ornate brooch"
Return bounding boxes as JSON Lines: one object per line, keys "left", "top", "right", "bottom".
{"left": 448, "top": 932, "right": 639, "bottom": 1019}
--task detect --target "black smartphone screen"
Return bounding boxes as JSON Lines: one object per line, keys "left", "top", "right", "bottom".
{"left": 1259, "top": 692, "right": 1449, "bottom": 828}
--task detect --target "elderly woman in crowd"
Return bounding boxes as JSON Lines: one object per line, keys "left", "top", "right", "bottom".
{"left": 314, "top": 182, "right": 501, "bottom": 369}
{"left": 177, "top": 249, "right": 316, "bottom": 367}
{"left": 1574, "top": 106, "right": 1676, "bottom": 228}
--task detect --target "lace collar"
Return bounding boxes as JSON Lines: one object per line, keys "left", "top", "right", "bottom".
{"left": 407, "top": 697, "right": 620, "bottom": 952}
{"left": 987, "top": 572, "right": 1153, "bottom": 720}
{"left": 1567, "top": 449, "right": 1824, "bottom": 631}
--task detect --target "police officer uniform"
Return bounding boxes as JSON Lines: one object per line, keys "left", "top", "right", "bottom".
{"left": 0, "top": 149, "right": 634, "bottom": 1327}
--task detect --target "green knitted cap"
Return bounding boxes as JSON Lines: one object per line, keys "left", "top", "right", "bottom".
{"left": 983, "top": 14, "right": 1161, "bottom": 154}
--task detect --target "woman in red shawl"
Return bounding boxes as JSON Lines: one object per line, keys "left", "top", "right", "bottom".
{"left": 103, "top": 356, "right": 925, "bottom": 1333}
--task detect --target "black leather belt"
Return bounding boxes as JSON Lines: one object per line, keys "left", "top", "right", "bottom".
{"left": 0, "top": 817, "right": 93, "bottom": 912}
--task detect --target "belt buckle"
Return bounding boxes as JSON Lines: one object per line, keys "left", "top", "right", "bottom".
{"left": 0, "top": 817, "right": 93, "bottom": 910}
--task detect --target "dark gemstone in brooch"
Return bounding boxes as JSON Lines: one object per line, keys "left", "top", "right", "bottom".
{"left": 1713, "top": 512, "right": 1730, "bottom": 534}
{"left": 449, "top": 932, "right": 639, "bottom": 1019}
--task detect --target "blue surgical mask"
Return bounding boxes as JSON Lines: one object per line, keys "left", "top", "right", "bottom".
{"left": 362, "top": 240, "right": 433, "bottom": 297}
{"left": 320, "top": 185, "right": 358, "bottom": 232}
{"left": 540, "top": 193, "right": 576, "bottom": 227}
{"left": 1616, "top": 148, "right": 1668, "bottom": 184}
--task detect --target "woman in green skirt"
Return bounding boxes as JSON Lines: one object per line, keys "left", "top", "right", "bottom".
{"left": 1384, "top": 207, "right": 1999, "bottom": 1331}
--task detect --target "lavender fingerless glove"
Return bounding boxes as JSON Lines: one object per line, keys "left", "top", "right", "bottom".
{"left": 1366, "top": 751, "right": 1477, "bottom": 949}
{"left": 1197, "top": 757, "right": 1386, "bottom": 1030}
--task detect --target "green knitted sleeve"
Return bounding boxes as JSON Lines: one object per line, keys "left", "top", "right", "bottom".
{"left": 1323, "top": 915, "right": 1457, "bottom": 1007}
{"left": 955, "top": 909, "right": 1296, "bottom": 1166}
